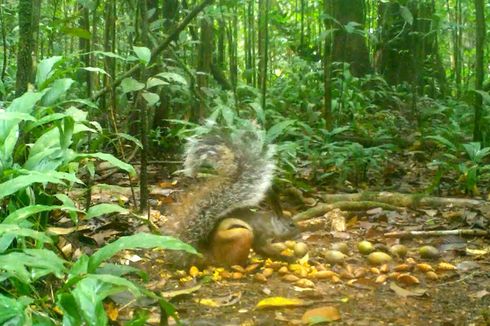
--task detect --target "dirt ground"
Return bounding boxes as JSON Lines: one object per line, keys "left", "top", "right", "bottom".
{"left": 94, "top": 163, "right": 490, "bottom": 325}
{"left": 120, "top": 206, "right": 490, "bottom": 326}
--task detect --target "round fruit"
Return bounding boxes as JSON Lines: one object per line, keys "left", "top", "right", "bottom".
{"left": 419, "top": 245, "right": 439, "bottom": 259}
{"left": 357, "top": 241, "right": 374, "bottom": 255}
{"left": 367, "top": 252, "right": 393, "bottom": 265}
{"left": 390, "top": 244, "right": 408, "bottom": 258}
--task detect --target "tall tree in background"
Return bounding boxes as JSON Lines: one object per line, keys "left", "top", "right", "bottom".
{"left": 323, "top": 0, "right": 333, "bottom": 129}
{"left": 329, "top": 0, "right": 370, "bottom": 76}
{"left": 258, "top": 0, "right": 270, "bottom": 110}
{"left": 376, "top": 1, "right": 446, "bottom": 95}
{"left": 78, "top": 2, "right": 91, "bottom": 97}
{"left": 15, "top": 0, "right": 33, "bottom": 96}
{"left": 196, "top": 16, "right": 213, "bottom": 121}
{"left": 473, "top": 0, "right": 485, "bottom": 142}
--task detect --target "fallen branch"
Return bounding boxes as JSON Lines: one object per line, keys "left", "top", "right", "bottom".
{"left": 292, "top": 201, "right": 400, "bottom": 222}
{"left": 320, "top": 192, "right": 487, "bottom": 209}
{"left": 384, "top": 229, "right": 490, "bottom": 239}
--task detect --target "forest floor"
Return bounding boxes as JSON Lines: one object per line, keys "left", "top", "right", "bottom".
{"left": 77, "top": 157, "right": 490, "bottom": 325}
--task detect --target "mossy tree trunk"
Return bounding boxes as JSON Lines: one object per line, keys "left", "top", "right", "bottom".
{"left": 15, "top": 0, "right": 33, "bottom": 97}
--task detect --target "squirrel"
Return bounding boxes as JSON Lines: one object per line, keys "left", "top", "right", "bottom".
{"left": 164, "top": 124, "right": 298, "bottom": 267}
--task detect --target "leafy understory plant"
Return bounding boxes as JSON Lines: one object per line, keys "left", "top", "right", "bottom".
{"left": 0, "top": 56, "right": 196, "bottom": 324}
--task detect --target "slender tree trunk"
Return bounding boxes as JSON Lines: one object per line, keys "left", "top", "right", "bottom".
{"left": 195, "top": 16, "right": 213, "bottom": 121}
{"left": 0, "top": 1, "right": 8, "bottom": 86}
{"left": 31, "top": 0, "right": 41, "bottom": 82}
{"left": 456, "top": 0, "right": 462, "bottom": 97}
{"left": 78, "top": 3, "right": 91, "bottom": 97}
{"left": 103, "top": 0, "right": 116, "bottom": 129}
{"left": 258, "top": 0, "right": 269, "bottom": 110}
{"left": 16, "top": 0, "right": 33, "bottom": 96}
{"left": 323, "top": 0, "right": 332, "bottom": 129}
{"left": 138, "top": 0, "right": 150, "bottom": 213}
{"left": 473, "top": 0, "right": 485, "bottom": 142}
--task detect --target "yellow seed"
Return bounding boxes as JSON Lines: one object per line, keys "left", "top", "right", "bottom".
{"left": 375, "top": 274, "right": 388, "bottom": 284}
{"left": 245, "top": 264, "right": 260, "bottom": 273}
{"left": 231, "top": 265, "right": 245, "bottom": 273}
{"left": 278, "top": 266, "right": 289, "bottom": 274}
{"left": 315, "top": 270, "right": 339, "bottom": 279}
{"left": 295, "top": 278, "right": 315, "bottom": 288}
{"left": 437, "top": 262, "right": 457, "bottom": 271}
{"left": 416, "top": 263, "right": 434, "bottom": 272}
{"left": 396, "top": 273, "right": 420, "bottom": 285}
{"left": 189, "top": 266, "right": 200, "bottom": 278}
{"left": 425, "top": 271, "right": 439, "bottom": 280}
{"left": 262, "top": 268, "right": 274, "bottom": 277}
{"left": 255, "top": 273, "right": 268, "bottom": 283}
{"left": 394, "top": 264, "right": 412, "bottom": 272}
{"left": 282, "top": 274, "right": 300, "bottom": 282}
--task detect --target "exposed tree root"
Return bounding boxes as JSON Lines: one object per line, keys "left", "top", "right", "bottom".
{"left": 293, "top": 192, "right": 490, "bottom": 222}
{"left": 384, "top": 229, "right": 490, "bottom": 239}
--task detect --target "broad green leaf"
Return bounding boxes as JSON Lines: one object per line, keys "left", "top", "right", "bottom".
{"left": 0, "top": 224, "right": 53, "bottom": 244}
{"left": 57, "top": 293, "right": 83, "bottom": 326}
{"left": 141, "top": 91, "right": 160, "bottom": 106}
{"left": 0, "top": 249, "right": 66, "bottom": 283}
{"left": 133, "top": 46, "right": 151, "bottom": 65}
{"left": 61, "top": 98, "right": 99, "bottom": 109}
{"left": 2, "top": 205, "right": 64, "bottom": 224}
{"left": 89, "top": 233, "right": 197, "bottom": 272}
{"left": 71, "top": 275, "right": 143, "bottom": 326}
{"left": 85, "top": 203, "right": 128, "bottom": 220}
{"left": 82, "top": 67, "right": 110, "bottom": 77}
{"left": 400, "top": 5, "right": 413, "bottom": 25}
{"left": 425, "top": 135, "right": 457, "bottom": 152}
{"left": 120, "top": 77, "right": 145, "bottom": 94}
{"left": 61, "top": 27, "right": 91, "bottom": 39}
{"left": 115, "top": 132, "right": 143, "bottom": 148}
{"left": 474, "top": 90, "right": 490, "bottom": 104}
{"left": 0, "top": 173, "right": 66, "bottom": 200}
{"left": 0, "top": 294, "right": 32, "bottom": 325}
{"left": 93, "top": 51, "right": 126, "bottom": 61}
{"left": 146, "top": 77, "right": 168, "bottom": 89}
{"left": 24, "top": 113, "right": 67, "bottom": 133}
{"left": 154, "top": 72, "right": 187, "bottom": 86}
{"left": 96, "top": 263, "right": 148, "bottom": 280}
{"left": 78, "top": 152, "right": 136, "bottom": 175}
{"left": 0, "top": 91, "right": 45, "bottom": 141}
{"left": 42, "top": 78, "right": 74, "bottom": 106}
{"left": 0, "top": 112, "right": 36, "bottom": 122}
{"left": 36, "top": 56, "right": 62, "bottom": 87}
{"left": 266, "top": 120, "right": 296, "bottom": 143}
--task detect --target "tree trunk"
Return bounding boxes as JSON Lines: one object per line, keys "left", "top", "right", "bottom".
{"left": 195, "top": 16, "right": 213, "bottom": 121}
{"left": 330, "top": 0, "right": 370, "bottom": 77}
{"left": 78, "top": 3, "right": 91, "bottom": 97}
{"left": 322, "top": 0, "right": 333, "bottom": 129}
{"left": 15, "top": 0, "right": 33, "bottom": 96}
{"left": 473, "top": 0, "right": 485, "bottom": 142}
{"left": 137, "top": 0, "right": 150, "bottom": 213}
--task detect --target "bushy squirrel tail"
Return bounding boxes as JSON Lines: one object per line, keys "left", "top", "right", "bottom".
{"left": 170, "top": 124, "right": 276, "bottom": 249}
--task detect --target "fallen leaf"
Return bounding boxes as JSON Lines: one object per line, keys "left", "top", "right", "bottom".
{"left": 390, "top": 282, "right": 427, "bottom": 297}
{"left": 256, "top": 297, "right": 306, "bottom": 309}
{"left": 196, "top": 292, "right": 242, "bottom": 307}
{"left": 302, "top": 306, "right": 341, "bottom": 324}
{"left": 161, "top": 284, "right": 201, "bottom": 299}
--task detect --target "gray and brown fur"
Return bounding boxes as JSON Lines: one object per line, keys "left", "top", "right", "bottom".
{"left": 165, "top": 127, "right": 275, "bottom": 263}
